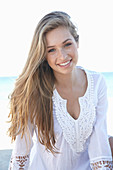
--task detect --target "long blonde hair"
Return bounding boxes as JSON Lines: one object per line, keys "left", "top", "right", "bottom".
{"left": 8, "top": 11, "right": 79, "bottom": 153}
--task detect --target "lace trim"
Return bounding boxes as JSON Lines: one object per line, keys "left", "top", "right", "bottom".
{"left": 9, "top": 155, "right": 29, "bottom": 170}
{"left": 53, "top": 72, "right": 96, "bottom": 152}
{"left": 90, "top": 159, "right": 113, "bottom": 169}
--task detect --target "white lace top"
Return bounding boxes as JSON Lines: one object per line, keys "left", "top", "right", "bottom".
{"left": 9, "top": 67, "right": 113, "bottom": 170}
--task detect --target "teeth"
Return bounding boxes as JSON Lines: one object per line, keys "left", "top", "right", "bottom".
{"left": 59, "top": 60, "right": 70, "bottom": 66}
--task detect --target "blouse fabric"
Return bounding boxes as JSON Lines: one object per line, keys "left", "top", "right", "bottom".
{"left": 9, "top": 67, "right": 113, "bottom": 170}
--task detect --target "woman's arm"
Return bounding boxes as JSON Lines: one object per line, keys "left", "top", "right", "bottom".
{"left": 88, "top": 74, "right": 112, "bottom": 169}
{"left": 8, "top": 119, "right": 35, "bottom": 170}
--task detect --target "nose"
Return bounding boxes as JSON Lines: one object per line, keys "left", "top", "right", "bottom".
{"left": 58, "top": 48, "right": 67, "bottom": 59}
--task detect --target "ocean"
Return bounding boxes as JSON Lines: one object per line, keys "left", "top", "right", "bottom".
{"left": 0, "top": 72, "right": 113, "bottom": 150}
{"left": 0, "top": 76, "right": 16, "bottom": 101}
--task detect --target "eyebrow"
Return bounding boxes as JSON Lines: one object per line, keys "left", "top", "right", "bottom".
{"left": 47, "top": 38, "right": 72, "bottom": 48}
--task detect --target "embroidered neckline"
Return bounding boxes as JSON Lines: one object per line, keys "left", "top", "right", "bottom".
{"left": 52, "top": 68, "right": 96, "bottom": 152}
{"left": 53, "top": 67, "right": 93, "bottom": 122}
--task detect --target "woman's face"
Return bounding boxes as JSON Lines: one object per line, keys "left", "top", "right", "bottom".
{"left": 46, "top": 26, "right": 79, "bottom": 77}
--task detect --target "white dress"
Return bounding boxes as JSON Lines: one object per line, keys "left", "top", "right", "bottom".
{"left": 9, "top": 67, "right": 113, "bottom": 170}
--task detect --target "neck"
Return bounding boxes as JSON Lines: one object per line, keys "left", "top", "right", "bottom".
{"left": 54, "top": 67, "right": 78, "bottom": 89}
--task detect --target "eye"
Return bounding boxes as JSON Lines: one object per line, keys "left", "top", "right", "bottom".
{"left": 65, "top": 42, "right": 72, "bottom": 47}
{"left": 48, "top": 48, "right": 56, "bottom": 53}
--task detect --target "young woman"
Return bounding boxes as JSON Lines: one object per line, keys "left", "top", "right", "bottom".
{"left": 8, "top": 11, "right": 113, "bottom": 169}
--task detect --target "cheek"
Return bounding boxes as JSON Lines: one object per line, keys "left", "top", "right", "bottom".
{"left": 71, "top": 48, "right": 78, "bottom": 57}
{"left": 46, "top": 55, "right": 55, "bottom": 66}
{"left": 69, "top": 43, "right": 78, "bottom": 55}
{"left": 72, "top": 48, "right": 79, "bottom": 62}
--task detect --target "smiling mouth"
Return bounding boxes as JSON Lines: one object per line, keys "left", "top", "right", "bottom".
{"left": 58, "top": 59, "right": 72, "bottom": 66}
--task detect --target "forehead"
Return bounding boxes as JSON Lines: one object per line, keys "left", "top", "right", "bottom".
{"left": 46, "top": 26, "right": 74, "bottom": 46}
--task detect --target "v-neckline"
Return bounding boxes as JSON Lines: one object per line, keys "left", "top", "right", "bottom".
{"left": 53, "top": 66, "right": 89, "bottom": 121}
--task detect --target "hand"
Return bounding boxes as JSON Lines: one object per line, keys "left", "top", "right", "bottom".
{"left": 109, "top": 136, "right": 113, "bottom": 157}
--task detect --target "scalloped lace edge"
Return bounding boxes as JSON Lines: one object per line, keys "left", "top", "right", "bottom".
{"left": 9, "top": 155, "right": 29, "bottom": 170}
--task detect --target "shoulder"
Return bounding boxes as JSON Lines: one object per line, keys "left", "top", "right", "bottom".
{"left": 83, "top": 68, "right": 108, "bottom": 103}
{"left": 85, "top": 68, "right": 102, "bottom": 80}
{"left": 84, "top": 68, "right": 107, "bottom": 89}
{"left": 78, "top": 66, "right": 104, "bottom": 82}
{"left": 77, "top": 66, "right": 107, "bottom": 94}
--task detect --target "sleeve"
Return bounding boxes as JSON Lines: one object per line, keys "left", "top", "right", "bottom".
{"left": 88, "top": 74, "right": 113, "bottom": 169}
{"left": 8, "top": 119, "right": 35, "bottom": 170}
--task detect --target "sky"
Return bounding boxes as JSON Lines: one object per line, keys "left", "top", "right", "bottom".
{"left": 0, "top": 0, "right": 113, "bottom": 77}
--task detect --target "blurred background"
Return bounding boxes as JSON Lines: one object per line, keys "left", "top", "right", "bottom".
{"left": 0, "top": 0, "right": 113, "bottom": 169}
